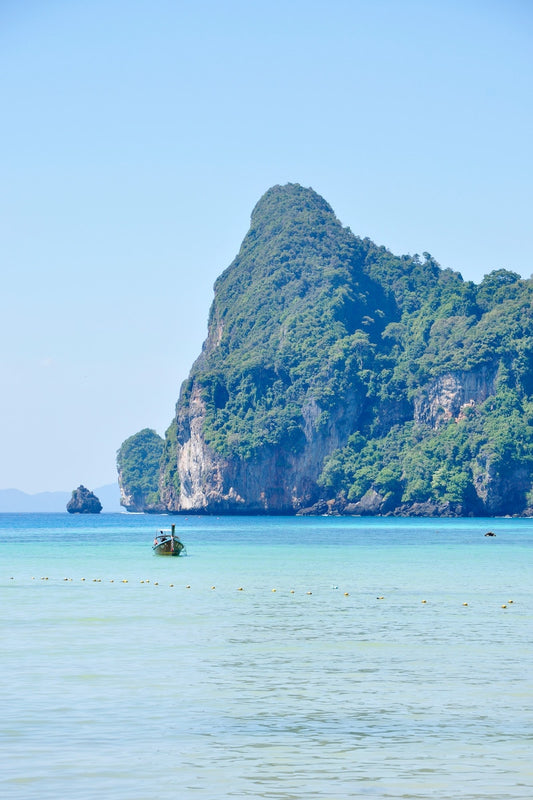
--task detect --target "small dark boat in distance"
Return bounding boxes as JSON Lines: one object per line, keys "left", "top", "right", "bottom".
{"left": 153, "top": 524, "right": 186, "bottom": 556}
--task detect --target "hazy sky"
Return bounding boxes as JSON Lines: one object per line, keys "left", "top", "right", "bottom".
{"left": 1, "top": 0, "right": 532, "bottom": 493}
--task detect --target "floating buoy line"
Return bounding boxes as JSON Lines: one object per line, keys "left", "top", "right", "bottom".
{"left": 1, "top": 576, "right": 519, "bottom": 608}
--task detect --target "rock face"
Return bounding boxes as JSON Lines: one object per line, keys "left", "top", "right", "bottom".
{"left": 66, "top": 485, "right": 102, "bottom": 514}
{"left": 414, "top": 366, "right": 497, "bottom": 428}
{"left": 120, "top": 183, "right": 533, "bottom": 517}
{"left": 159, "top": 383, "right": 363, "bottom": 513}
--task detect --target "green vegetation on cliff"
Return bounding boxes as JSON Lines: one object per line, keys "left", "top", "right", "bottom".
{"left": 192, "top": 184, "right": 396, "bottom": 459}
{"left": 321, "top": 390, "right": 533, "bottom": 512}
{"left": 116, "top": 428, "right": 164, "bottom": 509}
{"left": 319, "top": 264, "right": 533, "bottom": 514}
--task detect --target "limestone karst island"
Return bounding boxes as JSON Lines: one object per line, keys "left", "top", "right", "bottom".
{"left": 67, "top": 485, "right": 102, "bottom": 514}
{"left": 117, "top": 184, "right": 533, "bottom": 517}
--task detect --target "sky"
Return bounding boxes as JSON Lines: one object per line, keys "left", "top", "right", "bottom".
{"left": 1, "top": 0, "right": 532, "bottom": 493}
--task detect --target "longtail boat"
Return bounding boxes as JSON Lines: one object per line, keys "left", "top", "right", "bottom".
{"left": 152, "top": 524, "right": 186, "bottom": 556}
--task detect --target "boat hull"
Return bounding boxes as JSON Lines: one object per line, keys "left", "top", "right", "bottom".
{"left": 152, "top": 538, "right": 184, "bottom": 556}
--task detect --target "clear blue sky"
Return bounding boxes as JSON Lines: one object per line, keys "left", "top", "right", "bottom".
{"left": 1, "top": 0, "right": 531, "bottom": 493}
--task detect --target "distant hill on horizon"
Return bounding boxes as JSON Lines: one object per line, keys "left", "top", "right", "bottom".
{"left": 0, "top": 483, "right": 122, "bottom": 513}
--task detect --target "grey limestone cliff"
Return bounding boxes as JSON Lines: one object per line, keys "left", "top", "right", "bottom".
{"left": 414, "top": 366, "right": 497, "bottom": 429}
{"left": 159, "top": 382, "right": 363, "bottom": 514}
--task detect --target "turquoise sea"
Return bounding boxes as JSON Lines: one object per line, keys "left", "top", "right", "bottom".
{"left": 1, "top": 513, "right": 531, "bottom": 799}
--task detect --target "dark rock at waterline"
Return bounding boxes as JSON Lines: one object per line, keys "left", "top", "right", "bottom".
{"left": 66, "top": 485, "right": 102, "bottom": 514}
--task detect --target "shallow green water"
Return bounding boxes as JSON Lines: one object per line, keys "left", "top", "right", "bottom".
{"left": 1, "top": 514, "right": 532, "bottom": 798}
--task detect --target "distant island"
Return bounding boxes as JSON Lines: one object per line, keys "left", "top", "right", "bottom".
{"left": 0, "top": 484, "right": 122, "bottom": 513}
{"left": 67, "top": 485, "right": 102, "bottom": 514}
{"left": 118, "top": 183, "right": 533, "bottom": 517}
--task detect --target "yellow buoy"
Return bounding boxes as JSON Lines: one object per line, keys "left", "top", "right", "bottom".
{"left": 421, "top": 600, "right": 427, "bottom": 603}
{"left": 501, "top": 604, "right": 507, "bottom": 609}
{"left": 463, "top": 602, "right": 468, "bottom": 606}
